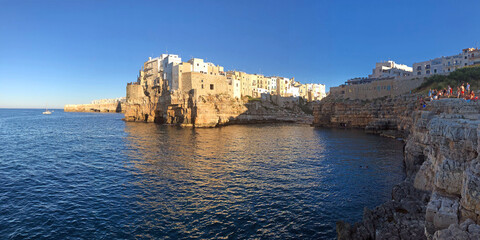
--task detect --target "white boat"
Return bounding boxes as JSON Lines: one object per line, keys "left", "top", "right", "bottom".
{"left": 42, "top": 109, "right": 52, "bottom": 115}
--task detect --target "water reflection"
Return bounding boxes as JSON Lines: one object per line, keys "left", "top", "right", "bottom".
{"left": 123, "top": 123, "right": 405, "bottom": 239}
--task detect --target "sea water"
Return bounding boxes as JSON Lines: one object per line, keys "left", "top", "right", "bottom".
{"left": 0, "top": 109, "right": 405, "bottom": 239}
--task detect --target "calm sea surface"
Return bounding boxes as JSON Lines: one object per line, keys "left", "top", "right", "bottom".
{"left": 0, "top": 109, "right": 405, "bottom": 239}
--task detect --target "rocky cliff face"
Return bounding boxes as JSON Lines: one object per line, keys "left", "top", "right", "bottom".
{"left": 313, "top": 95, "right": 420, "bottom": 138}
{"left": 124, "top": 85, "right": 313, "bottom": 127}
{"left": 314, "top": 97, "right": 480, "bottom": 239}
{"left": 406, "top": 99, "right": 480, "bottom": 238}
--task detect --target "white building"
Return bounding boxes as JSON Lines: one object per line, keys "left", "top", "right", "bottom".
{"left": 413, "top": 48, "right": 480, "bottom": 77}
{"left": 306, "top": 83, "right": 326, "bottom": 100}
{"left": 159, "top": 54, "right": 182, "bottom": 90}
{"left": 286, "top": 81, "right": 301, "bottom": 97}
{"left": 188, "top": 58, "right": 209, "bottom": 73}
{"left": 267, "top": 77, "right": 277, "bottom": 93}
{"left": 369, "top": 61, "right": 412, "bottom": 79}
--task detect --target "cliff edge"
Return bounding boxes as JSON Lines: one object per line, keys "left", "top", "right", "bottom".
{"left": 124, "top": 83, "right": 313, "bottom": 127}
{"left": 314, "top": 97, "right": 480, "bottom": 239}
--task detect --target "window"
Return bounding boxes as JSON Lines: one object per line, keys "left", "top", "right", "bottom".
{"left": 417, "top": 66, "right": 422, "bottom": 70}
{"left": 210, "top": 84, "right": 214, "bottom": 90}
{"left": 417, "top": 72, "right": 421, "bottom": 75}
{"left": 434, "top": 69, "right": 437, "bottom": 73}
{"left": 426, "top": 70, "right": 430, "bottom": 74}
{"left": 426, "top": 64, "right": 431, "bottom": 69}
{"left": 201, "top": 84, "right": 204, "bottom": 89}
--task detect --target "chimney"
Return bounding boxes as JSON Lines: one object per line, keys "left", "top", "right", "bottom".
{"left": 149, "top": 57, "right": 152, "bottom": 60}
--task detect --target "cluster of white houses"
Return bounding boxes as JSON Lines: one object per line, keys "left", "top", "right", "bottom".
{"left": 136, "top": 54, "right": 326, "bottom": 102}
{"left": 331, "top": 47, "right": 480, "bottom": 100}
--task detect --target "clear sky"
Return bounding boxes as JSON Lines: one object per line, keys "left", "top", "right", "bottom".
{"left": 1, "top": 0, "right": 479, "bottom": 108}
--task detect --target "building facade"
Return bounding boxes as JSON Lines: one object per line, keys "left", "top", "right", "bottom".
{"left": 413, "top": 48, "right": 480, "bottom": 77}
{"left": 136, "top": 53, "right": 327, "bottom": 102}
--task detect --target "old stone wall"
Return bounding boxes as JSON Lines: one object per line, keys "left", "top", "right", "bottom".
{"left": 330, "top": 77, "right": 424, "bottom": 100}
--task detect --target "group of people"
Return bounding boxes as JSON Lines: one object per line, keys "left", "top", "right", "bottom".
{"left": 428, "top": 83, "right": 478, "bottom": 101}
{"left": 417, "top": 82, "right": 478, "bottom": 109}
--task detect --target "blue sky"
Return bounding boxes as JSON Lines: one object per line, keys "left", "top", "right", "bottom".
{"left": 1, "top": 0, "right": 479, "bottom": 108}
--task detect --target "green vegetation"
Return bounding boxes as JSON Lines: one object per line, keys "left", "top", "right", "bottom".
{"left": 415, "top": 66, "right": 480, "bottom": 93}
{"left": 246, "top": 96, "right": 261, "bottom": 102}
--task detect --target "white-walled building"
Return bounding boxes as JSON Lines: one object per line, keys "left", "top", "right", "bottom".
{"left": 188, "top": 58, "right": 209, "bottom": 73}
{"left": 305, "top": 83, "right": 326, "bottom": 101}
{"left": 159, "top": 54, "right": 182, "bottom": 90}
{"left": 368, "top": 61, "right": 413, "bottom": 79}
{"left": 413, "top": 48, "right": 480, "bottom": 77}
{"left": 267, "top": 77, "right": 277, "bottom": 93}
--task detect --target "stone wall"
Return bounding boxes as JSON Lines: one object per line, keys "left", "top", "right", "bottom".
{"left": 330, "top": 76, "right": 425, "bottom": 100}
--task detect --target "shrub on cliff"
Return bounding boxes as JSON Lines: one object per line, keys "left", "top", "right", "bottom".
{"left": 416, "top": 66, "right": 480, "bottom": 93}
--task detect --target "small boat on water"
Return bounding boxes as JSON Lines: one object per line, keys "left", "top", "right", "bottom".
{"left": 42, "top": 108, "right": 52, "bottom": 115}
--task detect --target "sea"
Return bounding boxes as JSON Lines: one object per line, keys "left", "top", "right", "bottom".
{"left": 0, "top": 109, "right": 405, "bottom": 239}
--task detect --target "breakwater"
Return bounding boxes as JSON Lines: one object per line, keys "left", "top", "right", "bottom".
{"left": 64, "top": 102, "right": 125, "bottom": 113}
{"left": 64, "top": 98, "right": 126, "bottom": 113}
{"left": 313, "top": 96, "right": 480, "bottom": 239}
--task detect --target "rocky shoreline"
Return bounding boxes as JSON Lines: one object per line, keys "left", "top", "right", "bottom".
{"left": 124, "top": 83, "right": 314, "bottom": 127}
{"left": 313, "top": 96, "right": 480, "bottom": 239}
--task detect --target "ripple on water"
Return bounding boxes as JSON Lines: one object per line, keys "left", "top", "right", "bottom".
{"left": 0, "top": 109, "right": 405, "bottom": 239}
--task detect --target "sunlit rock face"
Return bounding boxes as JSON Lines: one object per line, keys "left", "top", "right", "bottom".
{"left": 406, "top": 99, "right": 480, "bottom": 236}
{"left": 312, "top": 94, "right": 419, "bottom": 139}
{"left": 124, "top": 84, "right": 313, "bottom": 127}
{"left": 318, "top": 97, "right": 480, "bottom": 239}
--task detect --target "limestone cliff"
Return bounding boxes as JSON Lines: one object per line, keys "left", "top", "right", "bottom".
{"left": 406, "top": 99, "right": 480, "bottom": 238}
{"left": 313, "top": 95, "right": 420, "bottom": 138}
{"left": 124, "top": 83, "right": 313, "bottom": 127}
{"left": 314, "top": 97, "right": 480, "bottom": 239}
